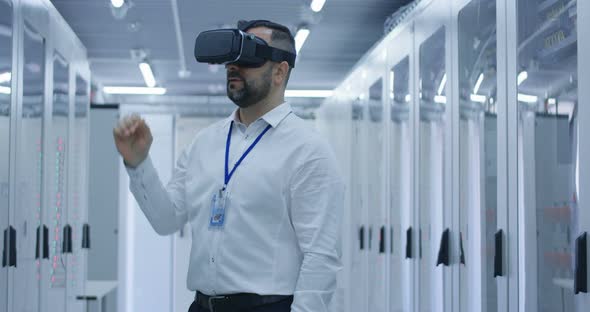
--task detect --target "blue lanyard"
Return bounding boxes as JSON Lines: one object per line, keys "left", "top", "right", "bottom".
{"left": 224, "top": 121, "right": 272, "bottom": 189}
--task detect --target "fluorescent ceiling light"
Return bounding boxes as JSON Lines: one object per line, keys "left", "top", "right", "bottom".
{"left": 517, "top": 93, "right": 538, "bottom": 103}
{"left": 473, "top": 73, "right": 484, "bottom": 95}
{"left": 434, "top": 95, "right": 447, "bottom": 104}
{"left": 111, "top": 0, "right": 125, "bottom": 8}
{"left": 139, "top": 62, "right": 156, "bottom": 88}
{"left": 103, "top": 86, "right": 167, "bottom": 95}
{"left": 0, "top": 86, "right": 11, "bottom": 94}
{"left": 405, "top": 94, "right": 411, "bottom": 103}
{"left": 310, "top": 0, "right": 326, "bottom": 12}
{"left": 294, "top": 28, "right": 310, "bottom": 54}
{"left": 0, "top": 72, "right": 11, "bottom": 84}
{"left": 438, "top": 73, "right": 447, "bottom": 95}
{"left": 285, "top": 90, "right": 332, "bottom": 98}
{"left": 517, "top": 71, "right": 528, "bottom": 86}
{"left": 470, "top": 94, "right": 487, "bottom": 103}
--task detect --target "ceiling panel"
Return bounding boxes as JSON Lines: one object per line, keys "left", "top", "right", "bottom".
{"left": 51, "top": 0, "right": 413, "bottom": 95}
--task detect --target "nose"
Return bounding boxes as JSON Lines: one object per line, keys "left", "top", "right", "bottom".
{"left": 225, "top": 63, "right": 239, "bottom": 71}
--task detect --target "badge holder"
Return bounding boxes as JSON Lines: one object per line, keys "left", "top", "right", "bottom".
{"left": 209, "top": 188, "right": 228, "bottom": 229}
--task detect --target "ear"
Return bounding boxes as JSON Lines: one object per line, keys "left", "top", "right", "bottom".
{"left": 273, "top": 61, "right": 290, "bottom": 86}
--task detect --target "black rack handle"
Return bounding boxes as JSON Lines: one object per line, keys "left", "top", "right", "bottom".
{"left": 494, "top": 230, "right": 504, "bottom": 277}
{"left": 36, "top": 226, "right": 41, "bottom": 259}
{"left": 359, "top": 226, "right": 365, "bottom": 251}
{"left": 574, "top": 232, "right": 587, "bottom": 294}
{"left": 405, "top": 227, "right": 413, "bottom": 259}
{"left": 43, "top": 225, "right": 49, "bottom": 259}
{"left": 62, "top": 224, "right": 73, "bottom": 254}
{"left": 379, "top": 226, "right": 386, "bottom": 254}
{"left": 82, "top": 223, "right": 91, "bottom": 249}
{"left": 459, "top": 231, "right": 465, "bottom": 265}
{"left": 2, "top": 227, "right": 7, "bottom": 267}
{"left": 436, "top": 228, "right": 450, "bottom": 266}
{"left": 7, "top": 226, "right": 16, "bottom": 267}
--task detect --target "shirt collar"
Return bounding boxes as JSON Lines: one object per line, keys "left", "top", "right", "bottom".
{"left": 224, "top": 102, "right": 293, "bottom": 129}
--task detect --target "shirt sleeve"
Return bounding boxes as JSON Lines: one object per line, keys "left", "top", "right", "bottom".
{"left": 125, "top": 145, "right": 191, "bottom": 235}
{"left": 289, "top": 150, "right": 345, "bottom": 312}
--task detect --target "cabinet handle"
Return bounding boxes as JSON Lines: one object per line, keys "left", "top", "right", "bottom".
{"left": 405, "top": 227, "right": 413, "bottom": 259}
{"left": 7, "top": 226, "right": 16, "bottom": 267}
{"left": 359, "top": 226, "right": 365, "bottom": 250}
{"left": 43, "top": 225, "right": 49, "bottom": 259}
{"left": 436, "top": 228, "right": 450, "bottom": 266}
{"left": 574, "top": 232, "right": 587, "bottom": 294}
{"left": 62, "top": 224, "right": 72, "bottom": 254}
{"left": 459, "top": 232, "right": 465, "bottom": 265}
{"left": 390, "top": 226, "right": 394, "bottom": 254}
{"left": 36, "top": 226, "right": 41, "bottom": 259}
{"left": 494, "top": 230, "right": 504, "bottom": 277}
{"left": 2, "top": 227, "right": 7, "bottom": 267}
{"left": 379, "top": 226, "right": 385, "bottom": 254}
{"left": 82, "top": 223, "right": 91, "bottom": 249}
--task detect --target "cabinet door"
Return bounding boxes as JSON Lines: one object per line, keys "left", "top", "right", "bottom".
{"left": 389, "top": 55, "right": 413, "bottom": 312}
{"left": 13, "top": 18, "right": 45, "bottom": 312}
{"left": 367, "top": 78, "right": 387, "bottom": 312}
{"left": 415, "top": 11, "right": 451, "bottom": 310}
{"left": 515, "top": 0, "right": 580, "bottom": 311}
{"left": 456, "top": 1, "right": 498, "bottom": 311}
{"left": 0, "top": 1, "right": 13, "bottom": 311}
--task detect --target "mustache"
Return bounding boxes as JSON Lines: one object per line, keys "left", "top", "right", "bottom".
{"left": 227, "top": 72, "right": 243, "bottom": 80}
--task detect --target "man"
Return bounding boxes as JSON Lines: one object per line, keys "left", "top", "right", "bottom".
{"left": 113, "top": 20, "right": 344, "bottom": 312}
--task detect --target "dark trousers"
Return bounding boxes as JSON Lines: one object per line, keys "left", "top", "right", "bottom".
{"left": 187, "top": 296, "right": 293, "bottom": 312}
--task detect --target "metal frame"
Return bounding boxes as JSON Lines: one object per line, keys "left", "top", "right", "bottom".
{"left": 578, "top": 0, "right": 590, "bottom": 306}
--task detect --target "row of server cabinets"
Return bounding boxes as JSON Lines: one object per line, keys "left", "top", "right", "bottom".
{"left": 1, "top": 0, "right": 91, "bottom": 311}
{"left": 316, "top": 0, "right": 590, "bottom": 311}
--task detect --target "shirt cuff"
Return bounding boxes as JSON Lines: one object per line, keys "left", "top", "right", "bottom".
{"left": 125, "top": 155, "right": 154, "bottom": 181}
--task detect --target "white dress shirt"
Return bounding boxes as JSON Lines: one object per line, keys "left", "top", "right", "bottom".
{"left": 126, "top": 102, "right": 345, "bottom": 312}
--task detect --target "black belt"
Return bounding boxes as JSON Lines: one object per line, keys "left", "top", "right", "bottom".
{"left": 195, "top": 291, "right": 293, "bottom": 312}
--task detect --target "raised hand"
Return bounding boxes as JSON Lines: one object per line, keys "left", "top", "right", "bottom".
{"left": 113, "top": 114, "right": 153, "bottom": 168}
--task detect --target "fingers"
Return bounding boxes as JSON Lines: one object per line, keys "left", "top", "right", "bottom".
{"left": 114, "top": 113, "right": 143, "bottom": 138}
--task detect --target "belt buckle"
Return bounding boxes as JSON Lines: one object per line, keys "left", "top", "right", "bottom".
{"left": 208, "top": 295, "right": 227, "bottom": 311}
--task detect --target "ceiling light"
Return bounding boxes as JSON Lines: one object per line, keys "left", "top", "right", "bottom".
{"left": 111, "top": 0, "right": 125, "bottom": 9}
{"left": 547, "top": 98, "right": 557, "bottom": 105}
{"left": 473, "top": 73, "right": 484, "bottom": 95}
{"left": 310, "top": 0, "right": 326, "bottom": 12}
{"left": 285, "top": 90, "right": 333, "bottom": 98}
{"left": 0, "top": 72, "right": 11, "bottom": 84}
{"left": 405, "top": 94, "right": 411, "bottom": 103}
{"left": 517, "top": 71, "right": 528, "bottom": 86}
{"left": 438, "top": 73, "right": 447, "bottom": 95}
{"left": 434, "top": 95, "right": 447, "bottom": 104}
{"left": 0, "top": 86, "right": 11, "bottom": 94}
{"left": 103, "top": 86, "right": 167, "bottom": 95}
{"left": 294, "top": 28, "right": 310, "bottom": 54}
{"left": 470, "top": 94, "right": 487, "bottom": 103}
{"left": 517, "top": 93, "right": 538, "bottom": 103}
{"left": 139, "top": 62, "right": 156, "bottom": 88}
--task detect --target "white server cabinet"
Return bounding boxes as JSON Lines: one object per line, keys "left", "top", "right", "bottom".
{"left": 0, "top": 1, "right": 14, "bottom": 311}
{"left": 452, "top": 0, "right": 499, "bottom": 311}
{"left": 413, "top": 0, "right": 453, "bottom": 311}
{"left": 2, "top": 1, "right": 90, "bottom": 312}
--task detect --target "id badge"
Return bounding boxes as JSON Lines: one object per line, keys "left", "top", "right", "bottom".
{"left": 209, "top": 188, "right": 227, "bottom": 228}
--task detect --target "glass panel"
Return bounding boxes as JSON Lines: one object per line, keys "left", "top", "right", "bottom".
{"left": 458, "top": 1, "right": 498, "bottom": 311}
{"left": 0, "top": 1, "right": 12, "bottom": 310}
{"left": 517, "top": 0, "right": 578, "bottom": 311}
{"left": 350, "top": 97, "right": 368, "bottom": 311}
{"left": 418, "top": 26, "right": 446, "bottom": 312}
{"left": 390, "top": 56, "right": 410, "bottom": 312}
{"left": 367, "top": 78, "right": 385, "bottom": 312}
{"left": 14, "top": 20, "right": 44, "bottom": 312}
{"left": 67, "top": 75, "right": 87, "bottom": 311}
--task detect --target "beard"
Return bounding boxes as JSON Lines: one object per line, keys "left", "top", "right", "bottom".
{"left": 226, "top": 67, "right": 272, "bottom": 108}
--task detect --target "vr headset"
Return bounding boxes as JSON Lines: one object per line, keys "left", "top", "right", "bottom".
{"left": 194, "top": 27, "right": 296, "bottom": 68}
